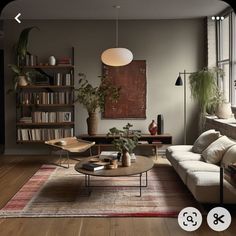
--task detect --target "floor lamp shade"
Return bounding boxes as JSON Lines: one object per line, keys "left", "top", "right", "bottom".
{"left": 175, "top": 76, "right": 183, "bottom": 86}
{"left": 101, "top": 47, "right": 133, "bottom": 67}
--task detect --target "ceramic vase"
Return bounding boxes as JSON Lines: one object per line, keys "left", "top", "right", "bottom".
{"left": 215, "top": 102, "right": 232, "bottom": 119}
{"left": 122, "top": 150, "right": 131, "bottom": 167}
{"left": 49, "top": 56, "right": 56, "bottom": 66}
{"left": 148, "top": 120, "right": 157, "bottom": 135}
{"left": 87, "top": 112, "right": 98, "bottom": 135}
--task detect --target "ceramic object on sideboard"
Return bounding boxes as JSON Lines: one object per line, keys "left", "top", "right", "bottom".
{"left": 215, "top": 102, "right": 232, "bottom": 119}
{"left": 148, "top": 120, "right": 157, "bottom": 135}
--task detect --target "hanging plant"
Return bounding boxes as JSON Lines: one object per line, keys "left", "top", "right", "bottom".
{"left": 189, "top": 67, "right": 224, "bottom": 130}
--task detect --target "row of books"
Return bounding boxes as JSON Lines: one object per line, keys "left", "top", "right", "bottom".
{"left": 54, "top": 72, "right": 73, "bottom": 86}
{"left": 17, "top": 128, "right": 74, "bottom": 141}
{"left": 17, "top": 54, "right": 38, "bottom": 67}
{"left": 19, "top": 117, "right": 32, "bottom": 123}
{"left": 31, "top": 112, "right": 72, "bottom": 123}
{"left": 19, "top": 92, "right": 73, "bottom": 105}
{"left": 57, "top": 57, "right": 72, "bottom": 65}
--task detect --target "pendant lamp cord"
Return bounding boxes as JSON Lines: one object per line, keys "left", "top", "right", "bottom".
{"left": 114, "top": 5, "right": 120, "bottom": 48}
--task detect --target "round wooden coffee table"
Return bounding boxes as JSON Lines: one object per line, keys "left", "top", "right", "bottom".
{"left": 74, "top": 155, "right": 154, "bottom": 197}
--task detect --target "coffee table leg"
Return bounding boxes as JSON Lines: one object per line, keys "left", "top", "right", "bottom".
{"left": 84, "top": 175, "right": 91, "bottom": 196}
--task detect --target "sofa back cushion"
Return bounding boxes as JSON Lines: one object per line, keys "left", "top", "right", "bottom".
{"left": 202, "top": 136, "right": 235, "bottom": 164}
{"left": 221, "top": 145, "right": 236, "bottom": 167}
{"left": 192, "top": 129, "right": 220, "bottom": 153}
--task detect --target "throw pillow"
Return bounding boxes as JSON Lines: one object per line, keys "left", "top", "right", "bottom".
{"left": 202, "top": 136, "right": 235, "bottom": 164}
{"left": 192, "top": 129, "right": 220, "bottom": 153}
{"left": 221, "top": 145, "right": 236, "bottom": 167}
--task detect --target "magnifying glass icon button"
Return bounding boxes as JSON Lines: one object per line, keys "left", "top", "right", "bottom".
{"left": 187, "top": 216, "right": 194, "bottom": 223}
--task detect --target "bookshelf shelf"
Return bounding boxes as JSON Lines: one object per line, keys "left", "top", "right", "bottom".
{"left": 22, "top": 65, "right": 74, "bottom": 69}
{"left": 16, "top": 47, "right": 75, "bottom": 143}
{"left": 16, "top": 122, "right": 74, "bottom": 126}
{"left": 18, "top": 85, "right": 74, "bottom": 89}
{"left": 18, "top": 104, "right": 74, "bottom": 107}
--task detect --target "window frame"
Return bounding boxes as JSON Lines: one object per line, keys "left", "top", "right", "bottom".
{"left": 216, "top": 9, "right": 235, "bottom": 105}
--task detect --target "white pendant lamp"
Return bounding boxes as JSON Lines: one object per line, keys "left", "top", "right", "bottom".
{"left": 101, "top": 6, "right": 133, "bottom": 67}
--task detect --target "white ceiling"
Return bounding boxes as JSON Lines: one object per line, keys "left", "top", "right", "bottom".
{"left": 1, "top": 0, "right": 230, "bottom": 20}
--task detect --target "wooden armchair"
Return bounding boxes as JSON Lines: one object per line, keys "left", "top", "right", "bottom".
{"left": 45, "top": 137, "right": 95, "bottom": 168}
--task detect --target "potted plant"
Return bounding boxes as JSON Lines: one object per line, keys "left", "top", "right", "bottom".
{"left": 16, "top": 27, "right": 39, "bottom": 65}
{"left": 107, "top": 123, "right": 141, "bottom": 167}
{"left": 75, "top": 73, "right": 120, "bottom": 135}
{"left": 189, "top": 67, "right": 224, "bottom": 130}
{"left": 208, "top": 87, "right": 232, "bottom": 119}
{"left": 8, "top": 64, "right": 31, "bottom": 89}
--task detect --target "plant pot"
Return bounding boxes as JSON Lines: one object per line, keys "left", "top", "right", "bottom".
{"left": 87, "top": 112, "right": 98, "bottom": 135}
{"left": 215, "top": 102, "right": 232, "bottom": 119}
{"left": 122, "top": 151, "right": 131, "bottom": 167}
{"left": 18, "top": 76, "right": 28, "bottom": 86}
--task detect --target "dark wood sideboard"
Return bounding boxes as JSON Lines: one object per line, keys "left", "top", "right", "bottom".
{"left": 78, "top": 134, "right": 172, "bottom": 158}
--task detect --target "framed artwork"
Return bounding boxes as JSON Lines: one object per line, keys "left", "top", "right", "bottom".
{"left": 63, "top": 112, "right": 71, "bottom": 122}
{"left": 102, "top": 60, "right": 146, "bottom": 119}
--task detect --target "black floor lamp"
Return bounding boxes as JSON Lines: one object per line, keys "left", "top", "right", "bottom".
{"left": 175, "top": 70, "right": 195, "bottom": 145}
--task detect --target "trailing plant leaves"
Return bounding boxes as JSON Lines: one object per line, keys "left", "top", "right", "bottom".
{"left": 189, "top": 68, "right": 222, "bottom": 114}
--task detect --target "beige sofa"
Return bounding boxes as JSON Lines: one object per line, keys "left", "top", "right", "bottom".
{"left": 166, "top": 131, "right": 236, "bottom": 204}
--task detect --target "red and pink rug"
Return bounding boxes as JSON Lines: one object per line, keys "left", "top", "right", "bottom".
{"left": 0, "top": 163, "right": 201, "bottom": 217}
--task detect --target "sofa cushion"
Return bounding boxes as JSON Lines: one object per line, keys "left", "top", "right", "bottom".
{"left": 177, "top": 161, "right": 219, "bottom": 184}
{"left": 170, "top": 152, "right": 202, "bottom": 170}
{"left": 186, "top": 171, "right": 236, "bottom": 203}
{"left": 166, "top": 145, "right": 193, "bottom": 154}
{"left": 221, "top": 145, "right": 236, "bottom": 167}
{"left": 202, "top": 136, "right": 235, "bottom": 164}
{"left": 192, "top": 129, "right": 220, "bottom": 154}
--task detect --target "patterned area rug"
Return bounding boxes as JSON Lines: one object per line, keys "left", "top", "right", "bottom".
{"left": 0, "top": 163, "right": 201, "bottom": 217}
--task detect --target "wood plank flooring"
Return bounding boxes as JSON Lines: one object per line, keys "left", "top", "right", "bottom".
{"left": 0, "top": 155, "right": 235, "bottom": 236}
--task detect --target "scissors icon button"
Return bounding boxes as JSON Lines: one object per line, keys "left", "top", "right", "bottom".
{"left": 213, "top": 213, "right": 225, "bottom": 225}
{"left": 207, "top": 207, "right": 231, "bottom": 231}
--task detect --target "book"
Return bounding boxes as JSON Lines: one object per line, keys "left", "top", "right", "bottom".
{"left": 82, "top": 163, "right": 104, "bottom": 171}
{"left": 99, "top": 151, "right": 119, "bottom": 160}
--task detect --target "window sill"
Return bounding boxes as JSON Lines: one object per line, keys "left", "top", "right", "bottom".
{"left": 205, "top": 115, "right": 236, "bottom": 139}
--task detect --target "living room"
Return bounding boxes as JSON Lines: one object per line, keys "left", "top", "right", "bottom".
{"left": 0, "top": 0, "right": 236, "bottom": 235}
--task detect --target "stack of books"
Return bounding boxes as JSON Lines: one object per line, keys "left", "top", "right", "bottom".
{"left": 19, "top": 117, "right": 32, "bottom": 123}
{"left": 82, "top": 163, "right": 104, "bottom": 171}
{"left": 57, "top": 57, "right": 71, "bottom": 65}
{"left": 99, "top": 151, "right": 119, "bottom": 160}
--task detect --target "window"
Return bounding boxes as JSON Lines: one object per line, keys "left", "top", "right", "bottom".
{"left": 216, "top": 10, "right": 236, "bottom": 105}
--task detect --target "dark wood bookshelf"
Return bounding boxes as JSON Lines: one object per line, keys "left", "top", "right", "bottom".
{"left": 16, "top": 140, "right": 45, "bottom": 144}
{"left": 19, "top": 104, "right": 74, "bottom": 107}
{"left": 16, "top": 122, "right": 74, "bottom": 126}
{"left": 18, "top": 85, "right": 74, "bottom": 89}
{"left": 16, "top": 47, "right": 75, "bottom": 143}
{"left": 22, "top": 65, "right": 74, "bottom": 69}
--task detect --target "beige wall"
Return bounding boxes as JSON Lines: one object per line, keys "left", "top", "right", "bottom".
{"left": 3, "top": 19, "right": 206, "bottom": 154}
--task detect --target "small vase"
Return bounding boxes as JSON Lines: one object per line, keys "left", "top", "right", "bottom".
{"left": 215, "top": 102, "right": 232, "bottom": 119}
{"left": 122, "top": 151, "right": 131, "bottom": 167}
{"left": 148, "top": 120, "right": 157, "bottom": 135}
{"left": 87, "top": 112, "right": 98, "bottom": 136}
{"left": 18, "top": 76, "right": 28, "bottom": 86}
{"left": 49, "top": 56, "right": 56, "bottom": 66}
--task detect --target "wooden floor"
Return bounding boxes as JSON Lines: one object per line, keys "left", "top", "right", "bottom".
{"left": 0, "top": 155, "right": 235, "bottom": 236}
